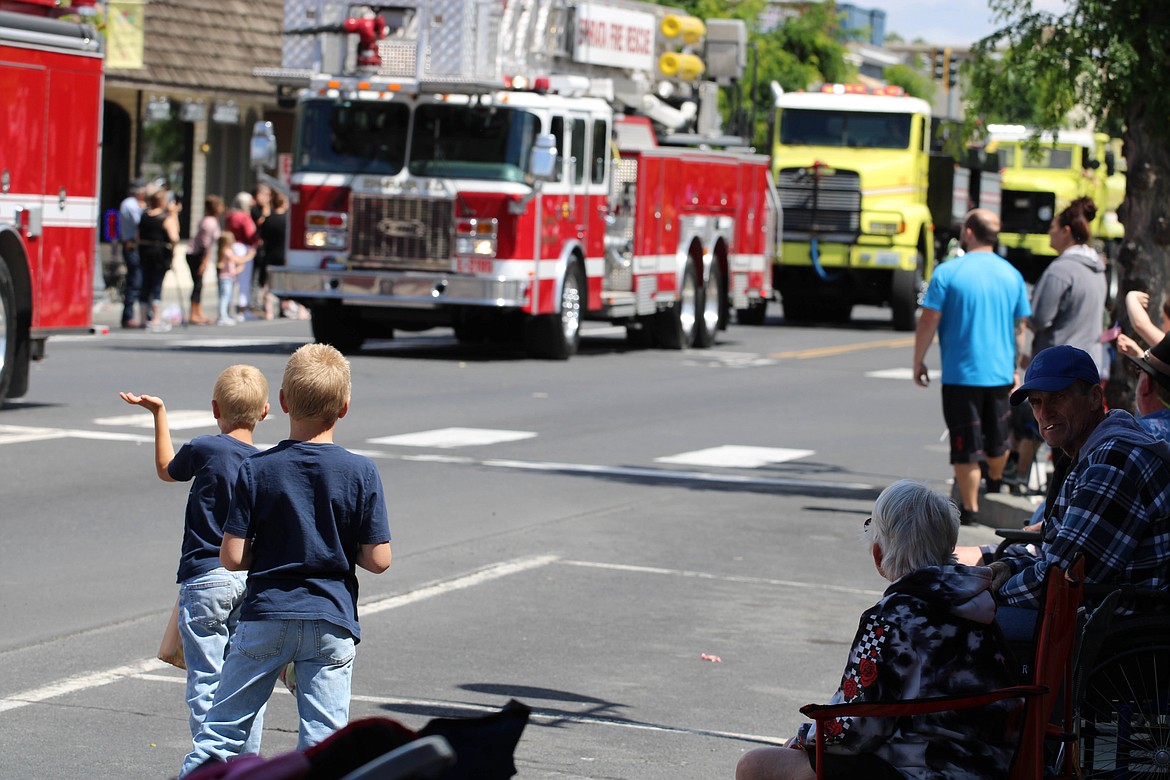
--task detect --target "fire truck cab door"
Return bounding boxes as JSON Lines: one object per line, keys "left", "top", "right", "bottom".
{"left": 550, "top": 110, "right": 609, "bottom": 261}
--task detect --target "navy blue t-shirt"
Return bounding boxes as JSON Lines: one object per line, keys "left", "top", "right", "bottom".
{"left": 224, "top": 440, "right": 391, "bottom": 641}
{"left": 168, "top": 434, "right": 259, "bottom": 582}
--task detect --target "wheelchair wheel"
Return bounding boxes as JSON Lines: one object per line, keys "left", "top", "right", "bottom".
{"left": 1079, "top": 642, "right": 1170, "bottom": 778}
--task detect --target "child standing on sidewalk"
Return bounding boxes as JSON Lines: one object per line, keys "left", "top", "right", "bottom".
{"left": 119, "top": 364, "right": 271, "bottom": 754}
{"left": 215, "top": 234, "right": 248, "bottom": 326}
{"left": 180, "top": 344, "right": 392, "bottom": 776}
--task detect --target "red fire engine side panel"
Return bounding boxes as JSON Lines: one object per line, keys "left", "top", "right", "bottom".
{"left": 737, "top": 161, "right": 769, "bottom": 290}
{"left": 38, "top": 59, "right": 102, "bottom": 328}
{"left": 1, "top": 33, "right": 102, "bottom": 332}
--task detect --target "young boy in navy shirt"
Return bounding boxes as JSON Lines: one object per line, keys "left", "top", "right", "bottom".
{"left": 120, "top": 364, "right": 270, "bottom": 753}
{"left": 181, "top": 343, "right": 391, "bottom": 776}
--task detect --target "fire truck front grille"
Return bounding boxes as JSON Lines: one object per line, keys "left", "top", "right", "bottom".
{"left": 777, "top": 168, "right": 861, "bottom": 236}
{"left": 350, "top": 195, "right": 453, "bottom": 270}
{"left": 1000, "top": 189, "right": 1056, "bottom": 234}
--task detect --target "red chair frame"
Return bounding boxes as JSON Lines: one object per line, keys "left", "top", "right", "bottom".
{"left": 800, "top": 556, "right": 1085, "bottom": 780}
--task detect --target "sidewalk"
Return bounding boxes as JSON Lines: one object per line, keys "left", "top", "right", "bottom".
{"left": 92, "top": 242, "right": 208, "bottom": 329}
{"left": 90, "top": 242, "right": 293, "bottom": 330}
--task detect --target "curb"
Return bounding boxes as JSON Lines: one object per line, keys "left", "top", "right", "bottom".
{"left": 951, "top": 483, "right": 1043, "bottom": 531}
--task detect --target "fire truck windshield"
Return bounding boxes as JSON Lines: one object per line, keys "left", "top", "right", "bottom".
{"left": 408, "top": 104, "right": 539, "bottom": 183}
{"left": 296, "top": 100, "right": 410, "bottom": 174}
{"left": 780, "top": 109, "right": 912, "bottom": 150}
{"left": 998, "top": 145, "right": 1076, "bottom": 170}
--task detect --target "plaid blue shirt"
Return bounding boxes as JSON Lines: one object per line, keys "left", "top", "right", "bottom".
{"left": 1000, "top": 411, "right": 1170, "bottom": 607}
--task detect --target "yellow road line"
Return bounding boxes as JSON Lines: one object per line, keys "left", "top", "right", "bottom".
{"left": 768, "top": 336, "right": 915, "bottom": 360}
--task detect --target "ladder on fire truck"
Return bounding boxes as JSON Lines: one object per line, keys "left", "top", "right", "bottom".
{"left": 260, "top": 0, "right": 748, "bottom": 141}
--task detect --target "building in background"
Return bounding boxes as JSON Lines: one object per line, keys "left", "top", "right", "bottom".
{"left": 102, "top": 0, "right": 291, "bottom": 240}
{"left": 837, "top": 2, "right": 885, "bottom": 46}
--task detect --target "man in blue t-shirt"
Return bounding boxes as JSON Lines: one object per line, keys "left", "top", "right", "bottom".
{"left": 913, "top": 209, "right": 1031, "bottom": 526}
{"left": 181, "top": 344, "right": 392, "bottom": 776}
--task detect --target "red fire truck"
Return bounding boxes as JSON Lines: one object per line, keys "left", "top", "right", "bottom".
{"left": 0, "top": 0, "right": 102, "bottom": 403}
{"left": 256, "top": 0, "right": 779, "bottom": 358}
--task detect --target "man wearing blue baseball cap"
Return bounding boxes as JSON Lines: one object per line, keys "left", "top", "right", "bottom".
{"left": 990, "top": 345, "right": 1170, "bottom": 639}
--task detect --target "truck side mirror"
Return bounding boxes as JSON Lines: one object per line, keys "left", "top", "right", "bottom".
{"left": 1105, "top": 149, "right": 1117, "bottom": 176}
{"left": 250, "top": 121, "right": 277, "bottom": 170}
{"left": 529, "top": 134, "right": 558, "bottom": 182}
{"left": 1081, "top": 146, "right": 1100, "bottom": 171}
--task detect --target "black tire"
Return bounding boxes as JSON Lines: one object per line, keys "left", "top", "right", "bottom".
{"left": 891, "top": 251, "right": 925, "bottom": 332}
{"left": 310, "top": 305, "right": 365, "bottom": 354}
{"left": 736, "top": 299, "right": 767, "bottom": 326}
{"left": 655, "top": 262, "right": 699, "bottom": 349}
{"left": 1078, "top": 643, "right": 1170, "bottom": 778}
{"left": 0, "top": 261, "right": 19, "bottom": 405}
{"left": 524, "top": 264, "right": 583, "bottom": 360}
{"left": 694, "top": 263, "right": 724, "bottom": 349}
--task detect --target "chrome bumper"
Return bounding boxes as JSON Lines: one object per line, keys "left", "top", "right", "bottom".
{"left": 268, "top": 267, "right": 528, "bottom": 309}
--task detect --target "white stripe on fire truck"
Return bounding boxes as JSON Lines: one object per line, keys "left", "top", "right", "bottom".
{"left": 0, "top": 193, "right": 99, "bottom": 228}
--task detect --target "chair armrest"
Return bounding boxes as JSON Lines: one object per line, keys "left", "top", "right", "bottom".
{"left": 800, "top": 684, "right": 1046, "bottom": 720}
{"left": 995, "top": 528, "right": 1043, "bottom": 543}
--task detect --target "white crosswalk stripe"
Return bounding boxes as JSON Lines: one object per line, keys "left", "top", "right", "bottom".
{"left": 368, "top": 427, "right": 537, "bottom": 448}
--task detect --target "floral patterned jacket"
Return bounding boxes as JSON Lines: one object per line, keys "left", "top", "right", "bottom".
{"left": 797, "top": 564, "right": 1021, "bottom": 779}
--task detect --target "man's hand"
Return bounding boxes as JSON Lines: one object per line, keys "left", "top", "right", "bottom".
{"left": 988, "top": 561, "right": 1012, "bottom": 593}
{"left": 914, "top": 361, "right": 930, "bottom": 387}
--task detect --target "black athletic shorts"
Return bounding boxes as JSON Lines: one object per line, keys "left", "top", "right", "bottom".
{"left": 1011, "top": 398, "right": 1043, "bottom": 442}
{"left": 806, "top": 747, "right": 903, "bottom": 779}
{"left": 941, "top": 384, "right": 1012, "bottom": 464}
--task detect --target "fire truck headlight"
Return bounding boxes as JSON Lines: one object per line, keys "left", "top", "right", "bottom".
{"left": 306, "top": 230, "right": 348, "bottom": 249}
{"left": 455, "top": 218, "right": 498, "bottom": 257}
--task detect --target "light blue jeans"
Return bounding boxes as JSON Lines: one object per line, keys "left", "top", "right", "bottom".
{"left": 217, "top": 276, "right": 233, "bottom": 321}
{"left": 179, "top": 618, "right": 356, "bottom": 777}
{"left": 178, "top": 569, "right": 264, "bottom": 752}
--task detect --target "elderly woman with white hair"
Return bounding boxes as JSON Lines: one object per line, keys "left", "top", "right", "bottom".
{"left": 736, "top": 480, "right": 1020, "bottom": 780}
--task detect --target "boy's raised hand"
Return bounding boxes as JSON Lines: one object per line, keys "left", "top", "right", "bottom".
{"left": 120, "top": 391, "right": 165, "bottom": 414}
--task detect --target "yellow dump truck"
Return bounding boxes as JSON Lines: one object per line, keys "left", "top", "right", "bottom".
{"left": 770, "top": 84, "right": 998, "bottom": 330}
{"left": 987, "top": 124, "right": 1125, "bottom": 284}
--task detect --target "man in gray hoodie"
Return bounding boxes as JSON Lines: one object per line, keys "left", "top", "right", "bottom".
{"left": 991, "top": 346, "right": 1170, "bottom": 634}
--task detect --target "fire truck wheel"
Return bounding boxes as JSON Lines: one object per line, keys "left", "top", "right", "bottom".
{"left": 655, "top": 262, "right": 699, "bottom": 349}
{"left": 694, "top": 264, "right": 724, "bottom": 348}
{"left": 0, "top": 260, "right": 17, "bottom": 404}
{"left": 524, "top": 264, "right": 583, "bottom": 360}
{"left": 310, "top": 306, "right": 365, "bottom": 355}
{"left": 890, "top": 255, "right": 924, "bottom": 332}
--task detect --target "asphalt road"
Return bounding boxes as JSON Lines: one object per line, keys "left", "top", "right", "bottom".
{"left": 0, "top": 308, "right": 1003, "bottom": 778}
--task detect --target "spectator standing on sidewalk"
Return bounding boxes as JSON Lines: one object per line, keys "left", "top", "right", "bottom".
{"left": 256, "top": 189, "right": 287, "bottom": 319}
{"left": 138, "top": 189, "right": 181, "bottom": 333}
{"left": 118, "top": 179, "right": 146, "bottom": 328}
{"left": 225, "top": 192, "right": 258, "bottom": 320}
{"left": 186, "top": 195, "right": 224, "bottom": 325}
{"left": 913, "top": 209, "right": 1031, "bottom": 525}
{"left": 1027, "top": 197, "right": 1108, "bottom": 376}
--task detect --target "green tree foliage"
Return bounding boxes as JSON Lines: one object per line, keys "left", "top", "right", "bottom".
{"left": 883, "top": 61, "right": 935, "bottom": 102}
{"left": 968, "top": 0, "right": 1170, "bottom": 408}
{"left": 666, "top": 0, "right": 852, "bottom": 146}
